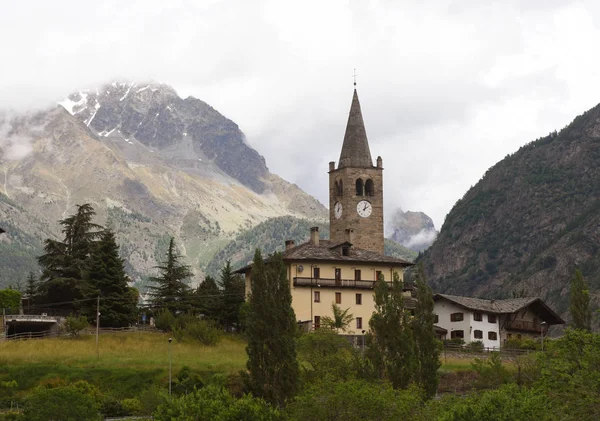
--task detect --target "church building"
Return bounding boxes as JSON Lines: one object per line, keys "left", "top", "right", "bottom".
{"left": 236, "top": 88, "right": 413, "bottom": 335}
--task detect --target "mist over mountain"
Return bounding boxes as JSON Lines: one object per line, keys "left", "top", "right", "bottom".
{"left": 0, "top": 81, "right": 326, "bottom": 288}
{"left": 386, "top": 208, "right": 437, "bottom": 252}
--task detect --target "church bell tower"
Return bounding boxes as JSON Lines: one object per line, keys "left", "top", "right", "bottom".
{"left": 329, "top": 88, "right": 384, "bottom": 254}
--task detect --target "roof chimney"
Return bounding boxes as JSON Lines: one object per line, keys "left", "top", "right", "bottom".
{"left": 285, "top": 240, "right": 295, "bottom": 250}
{"left": 329, "top": 161, "right": 335, "bottom": 172}
{"left": 310, "top": 227, "right": 320, "bottom": 246}
{"left": 345, "top": 228, "right": 354, "bottom": 244}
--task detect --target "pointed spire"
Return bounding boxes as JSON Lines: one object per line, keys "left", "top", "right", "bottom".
{"left": 338, "top": 89, "right": 373, "bottom": 169}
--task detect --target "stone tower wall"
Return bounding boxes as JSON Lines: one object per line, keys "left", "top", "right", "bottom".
{"left": 329, "top": 165, "right": 384, "bottom": 254}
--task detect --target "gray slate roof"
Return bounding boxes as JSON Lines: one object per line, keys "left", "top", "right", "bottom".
{"left": 338, "top": 89, "right": 373, "bottom": 169}
{"left": 282, "top": 239, "right": 413, "bottom": 265}
{"left": 234, "top": 239, "right": 413, "bottom": 274}
{"left": 434, "top": 294, "right": 565, "bottom": 324}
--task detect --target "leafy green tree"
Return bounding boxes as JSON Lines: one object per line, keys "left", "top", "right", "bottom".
{"left": 366, "top": 271, "right": 416, "bottom": 389}
{"left": 218, "top": 261, "right": 245, "bottom": 331}
{"left": 431, "top": 384, "right": 558, "bottom": 421}
{"left": 296, "top": 330, "right": 359, "bottom": 383}
{"left": 0, "top": 289, "right": 21, "bottom": 312}
{"left": 321, "top": 303, "right": 354, "bottom": 333}
{"left": 286, "top": 379, "right": 424, "bottom": 421}
{"left": 412, "top": 263, "right": 441, "bottom": 398}
{"left": 24, "top": 385, "right": 102, "bottom": 421}
{"left": 154, "top": 385, "right": 282, "bottom": 421}
{"left": 245, "top": 250, "right": 299, "bottom": 407}
{"left": 148, "top": 237, "right": 193, "bottom": 314}
{"left": 569, "top": 269, "right": 591, "bottom": 332}
{"left": 82, "top": 229, "right": 137, "bottom": 327}
{"left": 194, "top": 275, "right": 222, "bottom": 320}
{"left": 535, "top": 329, "right": 600, "bottom": 420}
{"left": 37, "top": 204, "right": 103, "bottom": 310}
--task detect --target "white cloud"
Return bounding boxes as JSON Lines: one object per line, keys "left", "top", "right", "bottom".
{"left": 1, "top": 0, "right": 600, "bottom": 227}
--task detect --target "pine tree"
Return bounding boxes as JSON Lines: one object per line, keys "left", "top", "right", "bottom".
{"left": 25, "top": 272, "right": 38, "bottom": 304}
{"left": 245, "top": 250, "right": 299, "bottom": 407}
{"left": 218, "top": 261, "right": 245, "bottom": 331}
{"left": 194, "top": 275, "right": 222, "bottom": 320}
{"left": 37, "top": 204, "right": 103, "bottom": 310}
{"left": 148, "top": 237, "right": 193, "bottom": 314}
{"left": 412, "top": 263, "right": 441, "bottom": 399}
{"left": 83, "top": 230, "right": 137, "bottom": 327}
{"left": 367, "top": 271, "right": 416, "bottom": 389}
{"left": 569, "top": 269, "right": 591, "bottom": 332}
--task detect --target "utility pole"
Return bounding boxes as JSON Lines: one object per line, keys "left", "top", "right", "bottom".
{"left": 168, "top": 337, "right": 173, "bottom": 395}
{"left": 96, "top": 296, "right": 100, "bottom": 359}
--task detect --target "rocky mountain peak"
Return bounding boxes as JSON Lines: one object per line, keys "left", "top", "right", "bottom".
{"left": 387, "top": 208, "right": 438, "bottom": 252}
{"left": 60, "top": 81, "right": 268, "bottom": 193}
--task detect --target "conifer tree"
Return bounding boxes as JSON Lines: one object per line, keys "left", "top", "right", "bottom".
{"left": 194, "top": 275, "right": 222, "bottom": 320}
{"left": 569, "top": 269, "right": 591, "bottom": 332}
{"left": 367, "top": 271, "right": 416, "bottom": 389}
{"left": 412, "top": 263, "right": 440, "bottom": 399}
{"left": 83, "top": 229, "right": 137, "bottom": 327}
{"left": 148, "top": 237, "right": 193, "bottom": 314}
{"left": 37, "top": 204, "right": 103, "bottom": 309}
{"left": 218, "top": 261, "right": 245, "bottom": 331}
{"left": 245, "top": 250, "right": 299, "bottom": 407}
{"left": 25, "top": 272, "right": 38, "bottom": 304}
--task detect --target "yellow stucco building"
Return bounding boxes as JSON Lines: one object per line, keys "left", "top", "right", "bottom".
{"left": 236, "top": 87, "right": 413, "bottom": 334}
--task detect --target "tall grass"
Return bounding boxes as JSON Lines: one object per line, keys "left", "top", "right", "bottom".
{"left": 0, "top": 332, "right": 248, "bottom": 397}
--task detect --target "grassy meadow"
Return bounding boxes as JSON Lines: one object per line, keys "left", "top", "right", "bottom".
{"left": 0, "top": 332, "right": 247, "bottom": 397}
{"left": 0, "top": 331, "right": 483, "bottom": 398}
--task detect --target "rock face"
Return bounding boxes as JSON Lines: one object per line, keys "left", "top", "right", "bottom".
{"left": 387, "top": 208, "right": 437, "bottom": 252}
{"left": 422, "top": 103, "right": 600, "bottom": 320}
{"left": 0, "top": 82, "right": 327, "bottom": 288}
{"left": 61, "top": 82, "right": 268, "bottom": 193}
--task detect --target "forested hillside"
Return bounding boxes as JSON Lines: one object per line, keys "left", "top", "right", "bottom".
{"left": 423, "top": 102, "right": 600, "bottom": 318}
{"left": 206, "top": 216, "right": 417, "bottom": 277}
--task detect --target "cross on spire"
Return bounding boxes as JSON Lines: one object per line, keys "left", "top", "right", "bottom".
{"left": 353, "top": 69, "right": 357, "bottom": 87}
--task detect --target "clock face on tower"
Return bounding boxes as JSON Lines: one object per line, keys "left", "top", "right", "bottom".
{"left": 357, "top": 200, "right": 372, "bottom": 218}
{"left": 334, "top": 202, "right": 343, "bottom": 219}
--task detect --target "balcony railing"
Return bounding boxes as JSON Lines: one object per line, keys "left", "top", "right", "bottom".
{"left": 293, "top": 277, "right": 414, "bottom": 291}
{"left": 504, "top": 319, "right": 543, "bottom": 333}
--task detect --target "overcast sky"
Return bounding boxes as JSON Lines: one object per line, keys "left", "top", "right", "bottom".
{"left": 2, "top": 0, "right": 600, "bottom": 229}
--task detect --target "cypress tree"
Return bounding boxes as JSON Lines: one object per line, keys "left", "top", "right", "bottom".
{"left": 412, "top": 263, "right": 440, "bottom": 399}
{"left": 218, "top": 261, "right": 245, "bottom": 331}
{"left": 367, "top": 271, "right": 416, "bottom": 389}
{"left": 148, "top": 237, "right": 193, "bottom": 314}
{"left": 83, "top": 229, "right": 137, "bottom": 327}
{"left": 245, "top": 250, "right": 299, "bottom": 407}
{"left": 569, "top": 269, "right": 591, "bottom": 332}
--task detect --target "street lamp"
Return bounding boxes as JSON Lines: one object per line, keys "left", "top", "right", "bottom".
{"left": 361, "top": 330, "right": 366, "bottom": 356}
{"left": 541, "top": 321, "right": 548, "bottom": 351}
{"left": 168, "top": 337, "right": 173, "bottom": 395}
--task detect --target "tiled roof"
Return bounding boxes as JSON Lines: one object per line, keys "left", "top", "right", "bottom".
{"left": 282, "top": 239, "right": 413, "bottom": 265}
{"left": 434, "top": 293, "right": 565, "bottom": 324}
{"left": 434, "top": 294, "right": 537, "bottom": 313}
{"left": 234, "top": 239, "right": 413, "bottom": 274}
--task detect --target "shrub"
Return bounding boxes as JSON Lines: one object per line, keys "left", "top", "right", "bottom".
{"left": 154, "top": 309, "right": 176, "bottom": 332}
{"left": 24, "top": 385, "right": 101, "bottom": 421}
{"left": 471, "top": 352, "right": 512, "bottom": 389}
{"left": 121, "top": 398, "right": 142, "bottom": 415}
{"left": 173, "top": 320, "right": 220, "bottom": 345}
{"left": 0, "top": 411, "right": 25, "bottom": 421}
{"left": 138, "top": 386, "right": 168, "bottom": 415}
{"left": 64, "top": 315, "right": 89, "bottom": 337}
{"left": 466, "top": 340, "right": 484, "bottom": 353}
